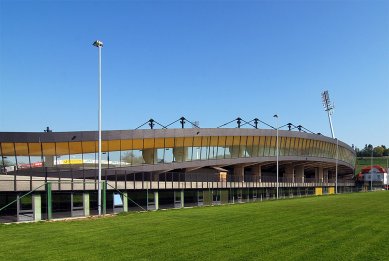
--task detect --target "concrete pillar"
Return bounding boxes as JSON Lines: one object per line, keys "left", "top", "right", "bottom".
{"left": 46, "top": 183, "right": 52, "bottom": 220}
{"left": 180, "top": 190, "right": 184, "bottom": 208}
{"left": 295, "top": 166, "right": 304, "bottom": 183}
{"left": 252, "top": 164, "right": 262, "bottom": 182}
{"left": 233, "top": 165, "right": 244, "bottom": 182}
{"left": 83, "top": 193, "right": 90, "bottom": 216}
{"left": 284, "top": 165, "right": 295, "bottom": 183}
{"left": 122, "top": 192, "right": 128, "bottom": 212}
{"left": 317, "top": 167, "right": 324, "bottom": 183}
{"left": 32, "top": 194, "right": 41, "bottom": 222}
{"left": 154, "top": 191, "right": 159, "bottom": 210}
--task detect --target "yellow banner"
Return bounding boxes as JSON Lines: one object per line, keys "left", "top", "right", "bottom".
{"left": 61, "top": 159, "right": 83, "bottom": 165}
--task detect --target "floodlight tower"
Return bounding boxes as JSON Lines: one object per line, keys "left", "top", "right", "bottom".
{"left": 321, "top": 91, "right": 335, "bottom": 139}
{"left": 93, "top": 40, "right": 103, "bottom": 216}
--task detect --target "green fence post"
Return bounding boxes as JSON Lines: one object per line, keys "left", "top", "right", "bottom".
{"left": 102, "top": 181, "right": 107, "bottom": 215}
{"left": 46, "top": 182, "right": 52, "bottom": 220}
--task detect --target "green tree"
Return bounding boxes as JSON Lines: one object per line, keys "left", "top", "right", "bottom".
{"left": 373, "top": 146, "right": 385, "bottom": 157}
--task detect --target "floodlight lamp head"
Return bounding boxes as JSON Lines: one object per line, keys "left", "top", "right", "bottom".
{"left": 93, "top": 40, "right": 104, "bottom": 47}
{"left": 321, "top": 90, "right": 333, "bottom": 111}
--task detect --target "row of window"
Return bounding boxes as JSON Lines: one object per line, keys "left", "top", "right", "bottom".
{"left": 0, "top": 136, "right": 355, "bottom": 171}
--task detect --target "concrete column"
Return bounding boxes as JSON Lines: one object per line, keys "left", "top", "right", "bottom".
{"left": 32, "top": 194, "right": 41, "bottom": 222}
{"left": 83, "top": 193, "right": 90, "bottom": 216}
{"left": 252, "top": 164, "right": 262, "bottom": 182}
{"left": 317, "top": 167, "right": 324, "bottom": 183}
{"left": 122, "top": 192, "right": 128, "bottom": 212}
{"left": 295, "top": 166, "right": 304, "bottom": 183}
{"left": 154, "top": 191, "right": 159, "bottom": 210}
{"left": 284, "top": 165, "right": 295, "bottom": 183}
{"left": 233, "top": 165, "right": 244, "bottom": 182}
{"left": 180, "top": 190, "right": 184, "bottom": 208}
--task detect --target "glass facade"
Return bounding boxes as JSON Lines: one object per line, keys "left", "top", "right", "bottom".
{"left": 0, "top": 134, "right": 356, "bottom": 175}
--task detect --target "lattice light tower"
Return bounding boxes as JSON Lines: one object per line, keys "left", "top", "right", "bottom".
{"left": 321, "top": 90, "right": 335, "bottom": 139}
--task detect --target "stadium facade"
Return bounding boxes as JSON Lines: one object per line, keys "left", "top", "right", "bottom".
{"left": 0, "top": 127, "right": 356, "bottom": 222}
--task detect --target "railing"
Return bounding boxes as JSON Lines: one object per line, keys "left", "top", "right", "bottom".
{"left": 0, "top": 173, "right": 355, "bottom": 192}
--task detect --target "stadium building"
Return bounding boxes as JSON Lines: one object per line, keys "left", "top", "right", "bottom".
{"left": 0, "top": 121, "right": 356, "bottom": 222}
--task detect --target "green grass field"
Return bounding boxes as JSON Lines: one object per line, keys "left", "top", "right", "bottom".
{"left": 1, "top": 192, "right": 388, "bottom": 261}
{"left": 355, "top": 157, "right": 389, "bottom": 174}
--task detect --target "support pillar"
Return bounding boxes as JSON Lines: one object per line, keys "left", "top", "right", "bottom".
{"left": 252, "top": 164, "right": 262, "bottom": 182}
{"left": 284, "top": 165, "right": 295, "bottom": 183}
{"left": 295, "top": 166, "right": 304, "bottom": 183}
{"left": 83, "top": 193, "right": 90, "bottom": 216}
{"left": 122, "top": 192, "right": 128, "bottom": 212}
{"left": 32, "top": 194, "right": 41, "bottom": 222}
{"left": 180, "top": 190, "right": 184, "bottom": 208}
{"left": 317, "top": 167, "right": 324, "bottom": 183}
{"left": 233, "top": 165, "right": 244, "bottom": 182}
{"left": 46, "top": 182, "right": 52, "bottom": 220}
{"left": 102, "top": 181, "right": 106, "bottom": 215}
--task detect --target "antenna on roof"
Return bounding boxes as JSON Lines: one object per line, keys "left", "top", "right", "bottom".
{"left": 321, "top": 90, "right": 335, "bottom": 138}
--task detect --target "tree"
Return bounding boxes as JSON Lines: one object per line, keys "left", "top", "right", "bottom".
{"left": 373, "top": 146, "right": 384, "bottom": 157}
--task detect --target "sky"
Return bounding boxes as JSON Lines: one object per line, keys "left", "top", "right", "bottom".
{"left": 0, "top": 0, "right": 388, "bottom": 148}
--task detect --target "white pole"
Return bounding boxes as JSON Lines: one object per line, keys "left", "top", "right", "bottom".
{"left": 93, "top": 40, "right": 103, "bottom": 215}
{"left": 327, "top": 111, "right": 335, "bottom": 139}
{"left": 371, "top": 147, "right": 373, "bottom": 191}
{"left": 274, "top": 114, "right": 279, "bottom": 199}
{"left": 335, "top": 138, "right": 338, "bottom": 194}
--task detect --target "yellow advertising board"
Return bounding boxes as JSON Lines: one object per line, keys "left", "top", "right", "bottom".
{"left": 61, "top": 159, "right": 83, "bottom": 165}
{"left": 315, "top": 187, "right": 323, "bottom": 196}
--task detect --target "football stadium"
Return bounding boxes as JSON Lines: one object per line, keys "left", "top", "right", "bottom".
{"left": 0, "top": 119, "right": 356, "bottom": 222}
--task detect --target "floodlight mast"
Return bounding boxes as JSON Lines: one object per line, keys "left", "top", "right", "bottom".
{"left": 321, "top": 90, "right": 335, "bottom": 139}
{"left": 93, "top": 40, "right": 103, "bottom": 216}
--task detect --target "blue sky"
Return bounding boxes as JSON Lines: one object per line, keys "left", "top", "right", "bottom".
{"left": 0, "top": 0, "right": 388, "bottom": 148}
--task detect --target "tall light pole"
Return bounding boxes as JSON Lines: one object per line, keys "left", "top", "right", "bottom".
{"left": 273, "top": 114, "right": 279, "bottom": 199}
{"left": 322, "top": 91, "right": 338, "bottom": 194}
{"left": 321, "top": 91, "right": 335, "bottom": 139}
{"left": 93, "top": 40, "right": 103, "bottom": 215}
{"left": 370, "top": 146, "right": 373, "bottom": 191}
{"left": 335, "top": 138, "right": 338, "bottom": 194}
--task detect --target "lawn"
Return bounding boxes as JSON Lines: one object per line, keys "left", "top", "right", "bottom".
{"left": 355, "top": 157, "right": 389, "bottom": 174}
{"left": 1, "top": 192, "right": 388, "bottom": 261}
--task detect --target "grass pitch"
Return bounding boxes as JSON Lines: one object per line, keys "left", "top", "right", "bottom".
{"left": 356, "top": 157, "right": 389, "bottom": 174}
{"left": 1, "top": 191, "right": 388, "bottom": 261}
